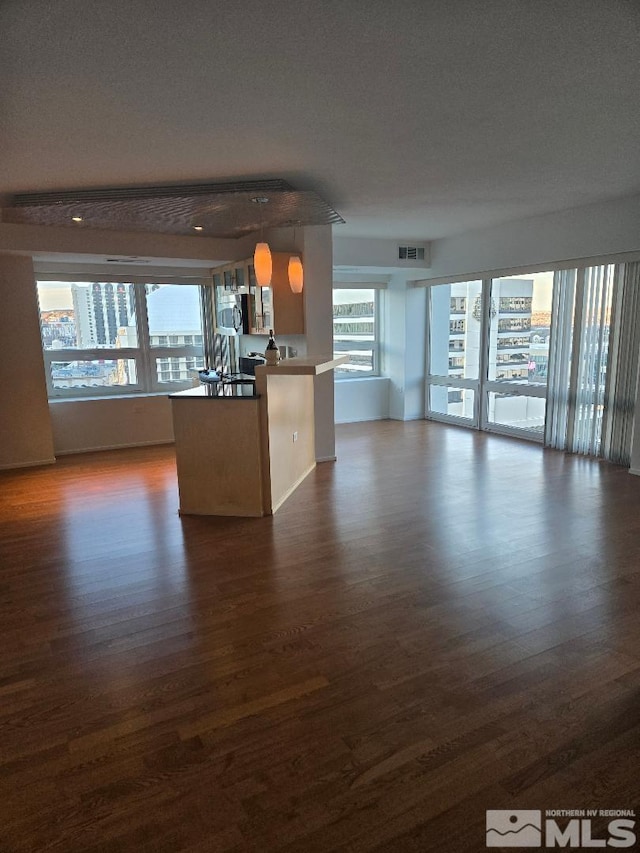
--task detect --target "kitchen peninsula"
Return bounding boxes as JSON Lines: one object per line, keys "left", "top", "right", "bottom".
{"left": 169, "top": 356, "right": 347, "bottom": 517}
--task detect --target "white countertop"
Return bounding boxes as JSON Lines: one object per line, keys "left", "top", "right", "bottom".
{"left": 255, "top": 355, "right": 348, "bottom": 376}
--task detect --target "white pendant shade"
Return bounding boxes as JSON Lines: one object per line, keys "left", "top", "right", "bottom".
{"left": 288, "top": 255, "right": 304, "bottom": 293}
{"left": 254, "top": 242, "right": 272, "bottom": 287}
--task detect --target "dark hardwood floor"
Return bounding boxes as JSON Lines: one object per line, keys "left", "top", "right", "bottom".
{"left": 1, "top": 420, "right": 639, "bottom": 852}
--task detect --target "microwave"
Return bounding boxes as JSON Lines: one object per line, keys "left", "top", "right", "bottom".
{"left": 214, "top": 287, "right": 250, "bottom": 336}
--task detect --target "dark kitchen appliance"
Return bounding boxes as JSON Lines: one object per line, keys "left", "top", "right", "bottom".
{"left": 239, "top": 354, "right": 266, "bottom": 376}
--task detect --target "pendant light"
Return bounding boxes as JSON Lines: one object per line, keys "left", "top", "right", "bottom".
{"left": 252, "top": 197, "right": 272, "bottom": 287}
{"left": 288, "top": 256, "right": 303, "bottom": 293}
{"left": 288, "top": 223, "right": 303, "bottom": 293}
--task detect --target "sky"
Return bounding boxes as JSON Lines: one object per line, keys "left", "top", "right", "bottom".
{"left": 37, "top": 282, "right": 84, "bottom": 311}
{"left": 501, "top": 271, "right": 554, "bottom": 312}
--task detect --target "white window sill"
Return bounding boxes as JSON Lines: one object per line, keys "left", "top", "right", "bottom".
{"left": 48, "top": 391, "right": 175, "bottom": 404}
{"left": 335, "top": 375, "right": 385, "bottom": 383}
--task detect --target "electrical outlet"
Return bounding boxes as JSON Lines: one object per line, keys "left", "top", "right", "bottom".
{"left": 292, "top": 431, "right": 298, "bottom": 443}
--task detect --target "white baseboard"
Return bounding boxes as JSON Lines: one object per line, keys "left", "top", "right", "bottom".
{"left": 0, "top": 457, "right": 56, "bottom": 471}
{"left": 629, "top": 467, "right": 640, "bottom": 477}
{"left": 335, "top": 415, "right": 388, "bottom": 424}
{"left": 316, "top": 455, "right": 337, "bottom": 463}
{"left": 54, "top": 439, "right": 175, "bottom": 456}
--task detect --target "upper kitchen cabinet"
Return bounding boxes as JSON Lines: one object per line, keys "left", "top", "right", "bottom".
{"left": 213, "top": 253, "right": 304, "bottom": 337}
{"left": 251, "top": 253, "right": 304, "bottom": 336}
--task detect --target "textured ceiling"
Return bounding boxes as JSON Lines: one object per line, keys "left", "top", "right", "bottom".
{"left": 4, "top": 180, "right": 344, "bottom": 237}
{"left": 1, "top": 0, "right": 639, "bottom": 240}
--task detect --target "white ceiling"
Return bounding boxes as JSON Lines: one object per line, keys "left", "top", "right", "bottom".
{"left": 2, "top": 0, "right": 639, "bottom": 241}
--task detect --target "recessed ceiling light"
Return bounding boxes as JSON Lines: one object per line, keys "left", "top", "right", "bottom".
{"left": 193, "top": 225, "right": 203, "bottom": 231}
{"left": 71, "top": 216, "right": 83, "bottom": 222}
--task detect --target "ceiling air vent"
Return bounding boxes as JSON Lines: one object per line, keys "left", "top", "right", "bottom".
{"left": 398, "top": 245, "right": 425, "bottom": 261}
{"left": 105, "top": 257, "right": 150, "bottom": 264}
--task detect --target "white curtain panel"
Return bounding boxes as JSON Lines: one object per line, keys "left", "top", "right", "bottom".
{"left": 601, "top": 262, "right": 640, "bottom": 466}
{"left": 545, "top": 263, "right": 635, "bottom": 461}
{"left": 545, "top": 268, "right": 576, "bottom": 450}
{"left": 569, "top": 264, "right": 616, "bottom": 456}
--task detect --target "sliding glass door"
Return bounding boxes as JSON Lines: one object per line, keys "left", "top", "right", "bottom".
{"left": 426, "top": 263, "right": 637, "bottom": 462}
{"left": 483, "top": 273, "right": 553, "bottom": 438}
{"left": 426, "top": 281, "right": 482, "bottom": 426}
{"left": 426, "top": 273, "right": 553, "bottom": 440}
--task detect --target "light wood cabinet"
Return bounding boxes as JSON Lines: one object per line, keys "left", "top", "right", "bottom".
{"left": 170, "top": 357, "right": 346, "bottom": 517}
{"left": 212, "top": 253, "right": 304, "bottom": 337}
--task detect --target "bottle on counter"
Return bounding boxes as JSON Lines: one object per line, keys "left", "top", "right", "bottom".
{"left": 264, "top": 329, "right": 280, "bottom": 365}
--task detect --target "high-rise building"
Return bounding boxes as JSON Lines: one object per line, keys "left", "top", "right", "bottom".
{"left": 72, "top": 282, "right": 135, "bottom": 347}
{"left": 143, "top": 285, "right": 204, "bottom": 384}
{"left": 430, "top": 279, "right": 547, "bottom": 430}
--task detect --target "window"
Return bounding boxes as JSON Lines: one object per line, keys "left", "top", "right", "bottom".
{"left": 499, "top": 296, "right": 532, "bottom": 313}
{"left": 429, "top": 385, "right": 476, "bottom": 420}
{"left": 497, "top": 336, "right": 530, "bottom": 349}
{"left": 333, "top": 288, "right": 380, "bottom": 377}
{"left": 497, "top": 317, "right": 531, "bottom": 332}
{"left": 37, "top": 280, "right": 206, "bottom": 397}
{"left": 426, "top": 274, "right": 552, "bottom": 437}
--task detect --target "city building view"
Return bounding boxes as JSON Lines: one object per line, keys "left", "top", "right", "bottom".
{"left": 38, "top": 282, "right": 205, "bottom": 391}
{"left": 71, "top": 281, "right": 136, "bottom": 348}
{"left": 429, "top": 276, "right": 552, "bottom": 432}
{"left": 39, "top": 275, "right": 603, "bottom": 446}
{"left": 116, "top": 284, "right": 205, "bottom": 386}
{"left": 332, "top": 288, "right": 377, "bottom": 376}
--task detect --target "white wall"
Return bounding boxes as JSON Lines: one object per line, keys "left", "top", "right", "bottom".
{"left": 419, "top": 193, "right": 640, "bottom": 283}
{"left": 404, "top": 285, "right": 428, "bottom": 419}
{"left": 0, "top": 254, "right": 55, "bottom": 468}
{"left": 385, "top": 276, "right": 427, "bottom": 421}
{"left": 334, "top": 377, "right": 390, "bottom": 424}
{"left": 334, "top": 236, "right": 430, "bottom": 271}
{"left": 386, "top": 279, "right": 406, "bottom": 420}
{"left": 301, "top": 226, "right": 337, "bottom": 461}
{"left": 50, "top": 396, "right": 174, "bottom": 455}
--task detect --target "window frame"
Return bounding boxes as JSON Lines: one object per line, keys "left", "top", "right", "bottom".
{"left": 425, "top": 275, "right": 550, "bottom": 441}
{"left": 332, "top": 285, "right": 382, "bottom": 380}
{"left": 37, "top": 277, "right": 209, "bottom": 399}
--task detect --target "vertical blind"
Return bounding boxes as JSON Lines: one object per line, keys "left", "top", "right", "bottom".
{"left": 602, "top": 262, "right": 640, "bottom": 465}
{"left": 570, "top": 264, "right": 615, "bottom": 456}
{"left": 545, "top": 269, "right": 576, "bottom": 451}
{"left": 545, "top": 261, "right": 640, "bottom": 465}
